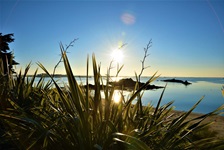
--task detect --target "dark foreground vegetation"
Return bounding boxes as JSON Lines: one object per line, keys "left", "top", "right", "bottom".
{"left": 0, "top": 34, "right": 224, "bottom": 149}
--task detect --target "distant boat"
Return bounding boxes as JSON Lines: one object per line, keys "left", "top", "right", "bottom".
{"left": 161, "top": 78, "right": 192, "bottom": 86}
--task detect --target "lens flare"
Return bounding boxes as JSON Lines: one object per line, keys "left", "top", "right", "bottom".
{"left": 121, "top": 13, "right": 136, "bottom": 25}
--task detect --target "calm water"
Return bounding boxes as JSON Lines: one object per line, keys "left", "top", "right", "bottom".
{"left": 34, "top": 76, "right": 224, "bottom": 115}
{"left": 140, "top": 77, "right": 224, "bottom": 115}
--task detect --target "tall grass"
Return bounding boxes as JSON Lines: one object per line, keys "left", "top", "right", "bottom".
{"left": 222, "top": 86, "right": 224, "bottom": 97}
{"left": 0, "top": 43, "right": 224, "bottom": 149}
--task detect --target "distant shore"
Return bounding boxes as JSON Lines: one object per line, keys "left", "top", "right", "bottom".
{"left": 24, "top": 74, "right": 224, "bottom": 78}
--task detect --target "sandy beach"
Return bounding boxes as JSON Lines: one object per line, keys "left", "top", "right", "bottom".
{"left": 172, "top": 110, "right": 224, "bottom": 138}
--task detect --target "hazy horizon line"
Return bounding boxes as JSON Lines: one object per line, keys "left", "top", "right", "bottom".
{"left": 25, "top": 73, "right": 224, "bottom": 78}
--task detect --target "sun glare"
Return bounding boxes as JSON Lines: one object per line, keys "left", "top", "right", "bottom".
{"left": 113, "top": 91, "right": 121, "bottom": 103}
{"left": 111, "top": 49, "right": 124, "bottom": 63}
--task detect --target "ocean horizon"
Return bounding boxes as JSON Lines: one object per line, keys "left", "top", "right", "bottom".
{"left": 33, "top": 73, "right": 224, "bottom": 78}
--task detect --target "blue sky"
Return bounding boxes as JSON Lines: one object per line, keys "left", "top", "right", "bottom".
{"left": 1, "top": 0, "right": 224, "bottom": 77}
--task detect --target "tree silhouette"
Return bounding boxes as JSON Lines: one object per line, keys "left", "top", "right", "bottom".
{"left": 0, "top": 33, "right": 19, "bottom": 75}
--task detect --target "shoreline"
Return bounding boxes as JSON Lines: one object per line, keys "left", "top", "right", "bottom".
{"left": 171, "top": 110, "right": 224, "bottom": 138}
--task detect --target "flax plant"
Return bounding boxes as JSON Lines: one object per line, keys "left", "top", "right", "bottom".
{"left": 0, "top": 43, "right": 224, "bottom": 150}
{"left": 222, "top": 86, "right": 224, "bottom": 97}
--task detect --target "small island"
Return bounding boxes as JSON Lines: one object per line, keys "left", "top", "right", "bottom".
{"left": 83, "top": 78, "right": 163, "bottom": 90}
{"left": 109, "top": 78, "right": 164, "bottom": 90}
{"left": 161, "top": 78, "right": 192, "bottom": 86}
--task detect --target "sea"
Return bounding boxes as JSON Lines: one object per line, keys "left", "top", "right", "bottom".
{"left": 35, "top": 76, "right": 224, "bottom": 115}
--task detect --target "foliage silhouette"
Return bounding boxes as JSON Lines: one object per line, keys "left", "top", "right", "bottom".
{"left": 0, "top": 33, "right": 19, "bottom": 75}
{"left": 0, "top": 42, "right": 223, "bottom": 149}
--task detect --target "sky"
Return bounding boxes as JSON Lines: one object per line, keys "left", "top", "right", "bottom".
{"left": 1, "top": 0, "right": 224, "bottom": 77}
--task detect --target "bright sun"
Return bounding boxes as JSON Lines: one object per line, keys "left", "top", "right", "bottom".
{"left": 111, "top": 49, "right": 124, "bottom": 63}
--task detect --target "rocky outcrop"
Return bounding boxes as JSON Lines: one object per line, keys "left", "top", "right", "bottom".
{"left": 83, "top": 78, "right": 163, "bottom": 90}
{"left": 109, "top": 78, "right": 164, "bottom": 90}
{"left": 161, "top": 78, "right": 192, "bottom": 86}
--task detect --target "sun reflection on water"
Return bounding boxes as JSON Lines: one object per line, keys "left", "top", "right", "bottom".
{"left": 113, "top": 91, "right": 121, "bottom": 103}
